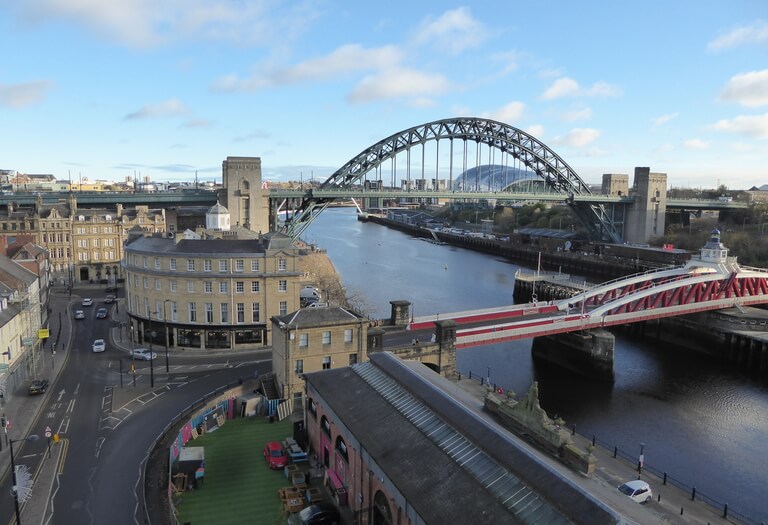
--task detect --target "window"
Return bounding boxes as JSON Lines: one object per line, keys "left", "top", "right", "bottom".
{"left": 170, "top": 259, "right": 177, "bottom": 270}
{"left": 219, "top": 282, "right": 228, "bottom": 293}
{"left": 204, "top": 259, "right": 212, "bottom": 272}
{"left": 279, "top": 301, "right": 287, "bottom": 316}
{"left": 349, "top": 354, "right": 358, "bottom": 366}
{"left": 335, "top": 436, "right": 348, "bottom": 463}
{"left": 321, "top": 416, "right": 331, "bottom": 437}
{"left": 154, "top": 257, "right": 160, "bottom": 269}
{"left": 235, "top": 281, "right": 244, "bottom": 293}
{"left": 299, "top": 333, "right": 308, "bottom": 348}
{"left": 252, "top": 303, "right": 260, "bottom": 322}
{"left": 142, "top": 277, "right": 148, "bottom": 289}
{"left": 219, "top": 260, "right": 229, "bottom": 272}
{"left": 205, "top": 303, "right": 213, "bottom": 323}
{"left": 143, "top": 256, "right": 148, "bottom": 268}
{"left": 295, "top": 359, "right": 304, "bottom": 374}
{"left": 187, "top": 259, "right": 195, "bottom": 271}
{"left": 322, "top": 356, "right": 331, "bottom": 370}
{"left": 344, "top": 329, "right": 353, "bottom": 343}
{"left": 278, "top": 280, "right": 287, "bottom": 292}
{"left": 189, "top": 303, "right": 197, "bottom": 322}
{"left": 307, "top": 398, "right": 317, "bottom": 418}
{"left": 133, "top": 275, "right": 139, "bottom": 287}
{"left": 322, "top": 331, "right": 331, "bottom": 345}
{"left": 155, "top": 279, "right": 161, "bottom": 291}
{"left": 251, "top": 281, "right": 260, "bottom": 293}
{"left": 204, "top": 281, "right": 212, "bottom": 293}
{"left": 278, "top": 258, "right": 287, "bottom": 271}
{"left": 251, "top": 260, "right": 260, "bottom": 272}
{"left": 220, "top": 303, "right": 229, "bottom": 323}
{"left": 170, "top": 301, "right": 178, "bottom": 321}
{"left": 170, "top": 280, "right": 177, "bottom": 292}
{"left": 236, "top": 303, "right": 244, "bottom": 323}
{"left": 235, "top": 259, "right": 244, "bottom": 272}
{"left": 187, "top": 281, "right": 195, "bottom": 293}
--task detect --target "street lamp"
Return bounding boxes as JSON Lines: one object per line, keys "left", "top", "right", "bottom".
{"left": 163, "top": 300, "right": 171, "bottom": 373}
{"left": 638, "top": 442, "right": 645, "bottom": 474}
{"left": 9, "top": 434, "right": 39, "bottom": 524}
{"left": 148, "top": 316, "right": 155, "bottom": 388}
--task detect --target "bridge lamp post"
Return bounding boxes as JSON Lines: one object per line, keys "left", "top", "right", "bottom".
{"left": 9, "top": 434, "right": 39, "bottom": 524}
{"left": 638, "top": 442, "right": 645, "bottom": 474}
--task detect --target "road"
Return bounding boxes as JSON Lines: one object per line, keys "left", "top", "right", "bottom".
{"left": 0, "top": 289, "right": 271, "bottom": 525}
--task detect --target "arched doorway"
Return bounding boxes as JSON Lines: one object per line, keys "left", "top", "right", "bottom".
{"left": 373, "top": 491, "right": 393, "bottom": 525}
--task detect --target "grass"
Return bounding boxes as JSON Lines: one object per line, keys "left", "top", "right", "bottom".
{"left": 175, "top": 416, "right": 294, "bottom": 525}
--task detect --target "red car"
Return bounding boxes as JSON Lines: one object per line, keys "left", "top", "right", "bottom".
{"left": 264, "top": 441, "right": 287, "bottom": 469}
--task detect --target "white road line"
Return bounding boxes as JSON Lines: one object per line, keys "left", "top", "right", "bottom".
{"left": 66, "top": 398, "right": 76, "bottom": 413}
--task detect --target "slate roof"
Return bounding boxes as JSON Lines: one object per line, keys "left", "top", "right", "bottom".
{"left": 304, "top": 352, "right": 619, "bottom": 525}
{"left": 274, "top": 306, "right": 363, "bottom": 327}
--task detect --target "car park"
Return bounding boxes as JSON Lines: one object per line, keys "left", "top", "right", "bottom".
{"left": 263, "top": 441, "right": 287, "bottom": 470}
{"left": 82, "top": 298, "right": 93, "bottom": 307}
{"left": 130, "top": 348, "right": 157, "bottom": 360}
{"left": 96, "top": 307, "right": 108, "bottom": 319}
{"left": 617, "top": 480, "right": 653, "bottom": 503}
{"left": 74, "top": 310, "right": 85, "bottom": 320}
{"left": 28, "top": 379, "right": 49, "bottom": 395}
{"left": 92, "top": 339, "right": 106, "bottom": 353}
{"left": 104, "top": 295, "right": 116, "bottom": 304}
{"left": 287, "top": 502, "right": 341, "bottom": 525}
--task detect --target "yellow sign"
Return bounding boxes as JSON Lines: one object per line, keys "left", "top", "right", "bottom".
{"left": 38, "top": 328, "right": 50, "bottom": 339}
{"left": 53, "top": 434, "right": 60, "bottom": 443}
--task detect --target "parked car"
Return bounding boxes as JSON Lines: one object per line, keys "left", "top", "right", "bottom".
{"left": 104, "top": 295, "right": 116, "bottom": 304}
{"left": 617, "top": 480, "right": 653, "bottom": 503}
{"left": 287, "top": 502, "right": 341, "bottom": 525}
{"left": 130, "top": 348, "right": 157, "bottom": 361}
{"left": 82, "top": 298, "right": 93, "bottom": 307}
{"left": 263, "top": 441, "right": 287, "bottom": 470}
{"left": 92, "top": 339, "right": 106, "bottom": 353}
{"left": 28, "top": 379, "right": 49, "bottom": 395}
{"left": 74, "top": 310, "right": 85, "bottom": 320}
{"left": 105, "top": 286, "right": 118, "bottom": 293}
{"left": 96, "top": 307, "right": 108, "bottom": 319}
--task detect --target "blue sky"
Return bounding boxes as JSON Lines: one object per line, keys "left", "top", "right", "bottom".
{"left": 1, "top": 1, "right": 766, "bottom": 190}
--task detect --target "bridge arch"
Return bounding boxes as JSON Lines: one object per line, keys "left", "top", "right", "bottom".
{"left": 282, "top": 117, "right": 621, "bottom": 242}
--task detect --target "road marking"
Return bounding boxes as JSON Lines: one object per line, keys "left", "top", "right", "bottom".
{"left": 66, "top": 398, "right": 76, "bottom": 413}
{"left": 58, "top": 416, "right": 70, "bottom": 434}
{"left": 95, "top": 437, "right": 106, "bottom": 458}
{"left": 74, "top": 383, "right": 80, "bottom": 396}
{"left": 46, "top": 411, "right": 57, "bottom": 419}
{"left": 57, "top": 439, "right": 69, "bottom": 474}
{"left": 57, "top": 389, "right": 66, "bottom": 402}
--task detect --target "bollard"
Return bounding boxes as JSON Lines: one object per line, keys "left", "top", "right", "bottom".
{"left": 613, "top": 446, "right": 617, "bottom": 458}
{"left": 591, "top": 435, "right": 596, "bottom": 447}
{"left": 680, "top": 507, "right": 684, "bottom": 516}
{"left": 723, "top": 503, "right": 728, "bottom": 518}
{"left": 571, "top": 424, "right": 576, "bottom": 436}
{"left": 663, "top": 472, "right": 667, "bottom": 485}
{"left": 657, "top": 494, "right": 661, "bottom": 502}
{"left": 691, "top": 487, "right": 696, "bottom": 501}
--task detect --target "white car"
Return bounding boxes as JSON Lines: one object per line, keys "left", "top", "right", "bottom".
{"left": 617, "top": 480, "right": 653, "bottom": 503}
{"left": 92, "top": 339, "right": 106, "bottom": 353}
{"left": 82, "top": 298, "right": 93, "bottom": 307}
{"left": 131, "top": 348, "right": 157, "bottom": 361}
{"left": 74, "top": 310, "right": 85, "bottom": 320}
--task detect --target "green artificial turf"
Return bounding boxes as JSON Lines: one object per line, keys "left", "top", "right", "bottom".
{"left": 174, "top": 416, "right": 294, "bottom": 525}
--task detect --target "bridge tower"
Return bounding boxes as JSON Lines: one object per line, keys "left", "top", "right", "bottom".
{"left": 624, "top": 167, "right": 667, "bottom": 244}
{"left": 221, "top": 156, "right": 270, "bottom": 233}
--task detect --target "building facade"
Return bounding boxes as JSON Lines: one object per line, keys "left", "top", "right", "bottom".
{"left": 123, "top": 230, "right": 304, "bottom": 352}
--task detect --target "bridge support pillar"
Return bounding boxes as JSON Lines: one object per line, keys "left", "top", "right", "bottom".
{"left": 531, "top": 329, "right": 615, "bottom": 382}
{"left": 434, "top": 320, "right": 457, "bottom": 378}
{"left": 389, "top": 300, "right": 412, "bottom": 327}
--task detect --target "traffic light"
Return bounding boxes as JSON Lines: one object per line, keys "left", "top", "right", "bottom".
{"left": 52, "top": 342, "right": 57, "bottom": 354}
{"left": 1, "top": 415, "right": 5, "bottom": 428}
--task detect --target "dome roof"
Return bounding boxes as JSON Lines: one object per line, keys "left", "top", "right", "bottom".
{"left": 208, "top": 201, "right": 229, "bottom": 215}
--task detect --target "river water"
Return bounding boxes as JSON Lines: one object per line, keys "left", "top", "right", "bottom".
{"left": 304, "top": 207, "right": 768, "bottom": 522}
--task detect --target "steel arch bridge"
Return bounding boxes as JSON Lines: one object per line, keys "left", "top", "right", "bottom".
{"left": 281, "top": 117, "right": 622, "bottom": 242}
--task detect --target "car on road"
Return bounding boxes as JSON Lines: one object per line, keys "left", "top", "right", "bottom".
{"left": 287, "top": 502, "right": 341, "bottom": 525}
{"left": 96, "top": 307, "right": 108, "bottom": 319}
{"left": 92, "top": 339, "right": 106, "bottom": 353}
{"left": 82, "top": 298, "right": 93, "bottom": 307}
{"left": 28, "top": 379, "right": 49, "bottom": 395}
{"left": 617, "top": 479, "right": 653, "bottom": 503}
{"left": 130, "top": 348, "right": 157, "bottom": 361}
{"left": 74, "top": 310, "right": 85, "bottom": 320}
{"left": 105, "top": 286, "right": 118, "bottom": 293}
{"left": 104, "top": 295, "right": 116, "bottom": 304}
{"left": 263, "top": 441, "right": 287, "bottom": 470}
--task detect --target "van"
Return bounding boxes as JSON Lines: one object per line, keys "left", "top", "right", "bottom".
{"left": 300, "top": 287, "right": 321, "bottom": 299}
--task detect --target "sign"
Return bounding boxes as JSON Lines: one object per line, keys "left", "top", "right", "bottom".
{"left": 38, "top": 328, "right": 50, "bottom": 339}
{"left": 44, "top": 426, "right": 52, "bottom": 438}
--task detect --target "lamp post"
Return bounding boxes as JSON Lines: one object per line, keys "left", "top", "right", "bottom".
{"left": 148, "top": 316, "right": 155, "bottom": 388}
{"left": 9, "top": 434, "right": 39, "bottom": 524}
{"left": 638, "top": 442, "right": 645, "bottom": 474}
{"left": 163, "top": 300, "right": 171, "bottom": 373}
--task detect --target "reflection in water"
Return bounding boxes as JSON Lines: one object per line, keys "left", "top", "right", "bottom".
{"left": 305, "top": 208, "right": 768, "bottom": 522}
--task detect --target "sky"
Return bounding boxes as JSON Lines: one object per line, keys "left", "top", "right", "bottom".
{"left": 1, "top": 1, "right": 767, "bottom": 190}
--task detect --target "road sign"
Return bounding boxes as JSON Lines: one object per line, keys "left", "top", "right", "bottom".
{"left": 44, "top": 426, "right": 52, "bottom": 438}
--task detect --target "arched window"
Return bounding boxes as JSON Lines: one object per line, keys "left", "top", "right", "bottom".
{"left": 335, "top": 436, "right": 348, "bottom": 463}
{"left": 373, "top": 491, "right": 393, "bottom": 525}
{"left": 321, "top": 415, "right": 331, "bottom": 437}
{"left": 307, "top": 397, "right": 317, "bottom": 419}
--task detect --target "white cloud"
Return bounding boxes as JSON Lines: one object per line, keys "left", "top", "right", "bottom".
{"left": 711, "top": 112, "right": 768, "bottom": 139}
{"left": 562, "top": 107, "right": 592, "bottom": 122}
{"left": 683, "top": 138, "right": 710, "bottom": 150}
{"left": 526, "top": 125, "right": 545, "bottom": 139}
{"left": 346, "top": 68, "right": 450, "bottom": 103}
{"left": 553, "top": 128, "right": 600, "bottom": 148}
{"left": 124, "top": 99, "right": 190, "bottom": 119}
{"left": 483, "top": 102, "right": 525, "bottom": 123}
{"left": 720, "top": 70, "right": 768, "bottom": 107}
{"left": 708, "top": 20, "right": 768, "bottom": 50}
{"left": 541, "top": 77, "right": 620, "bottom": 100}
{"left": 492, "top": 51, "right": 521, "bottom": 76}
{"left": 0, "top": 80, "right": 53, "bottom": 108}
{"left": 652, "top": 113, "right": 679, "bottom": 126}
{"left": 413, "top": 7, "right": 486, "bottom": 54}
{"left": 211, "top": 44, "right": 402, "bottom": 93}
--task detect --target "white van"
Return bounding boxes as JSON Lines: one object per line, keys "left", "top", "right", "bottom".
{"left": 300, "top": 286, "right": 320, "bottom": 299}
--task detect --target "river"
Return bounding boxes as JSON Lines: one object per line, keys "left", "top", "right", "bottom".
{"left": 304, "top": 207, "right": 768, "bottom": 522}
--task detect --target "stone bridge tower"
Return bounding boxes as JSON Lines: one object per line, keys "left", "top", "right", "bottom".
{"left": 221, "top": 156, "right": 270, "bottom": 233}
